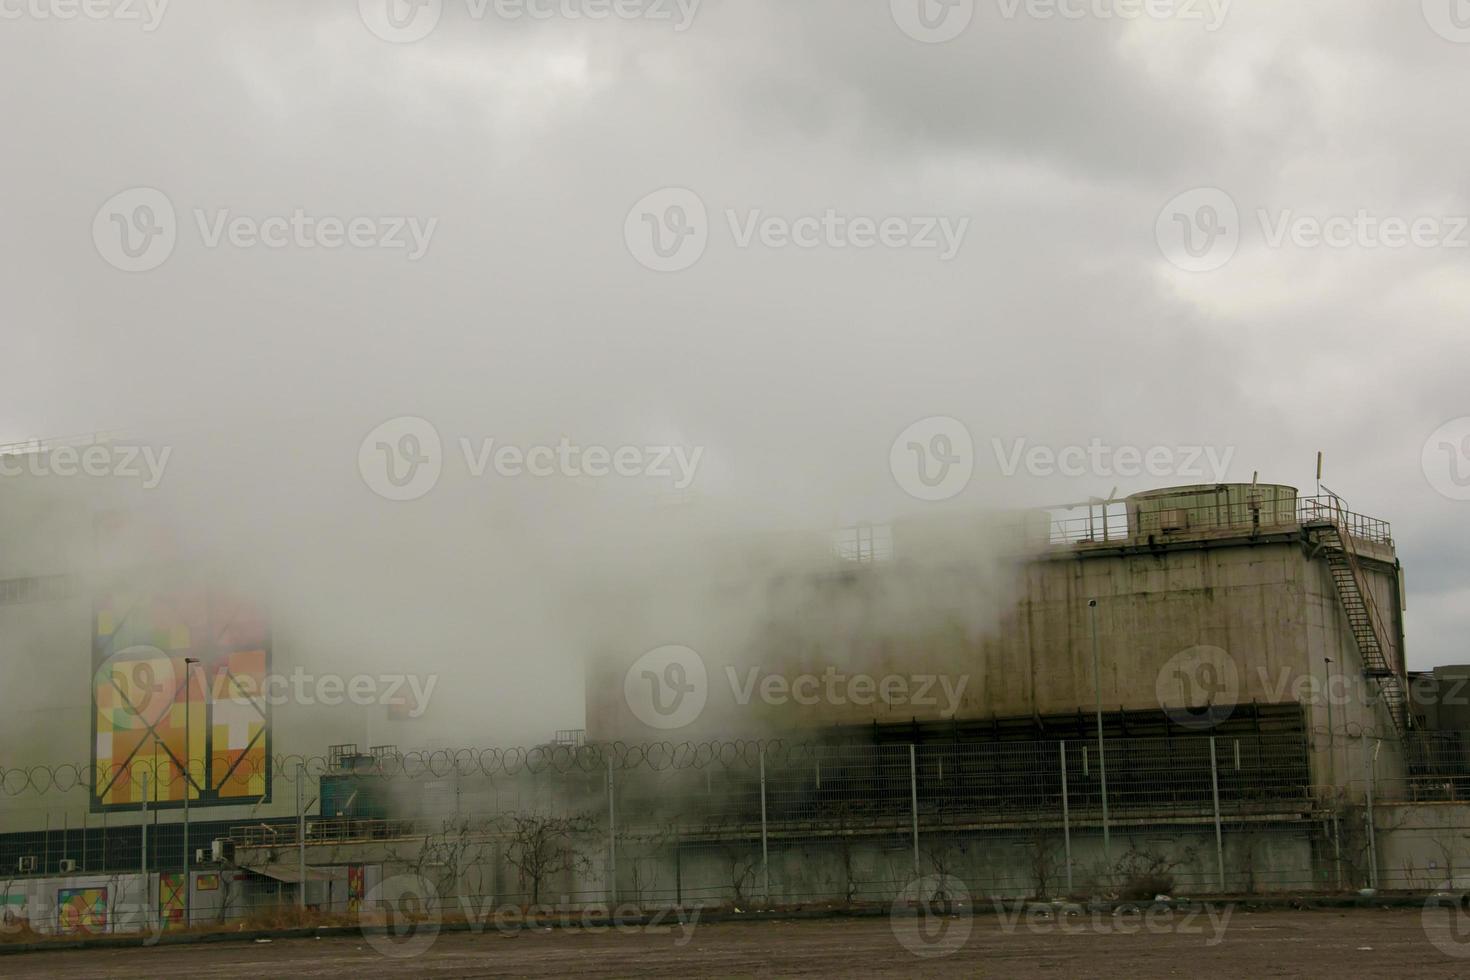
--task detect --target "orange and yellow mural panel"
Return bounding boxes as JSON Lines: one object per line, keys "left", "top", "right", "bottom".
{"left": 92, "top": 587, "right": 271, "bottom": 811}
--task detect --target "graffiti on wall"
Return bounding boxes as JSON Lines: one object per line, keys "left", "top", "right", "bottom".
{"left": 160, "top": 873, "right": 185, "bottom": 926}
{"left": 348, "top": 865, "right": 365, "bottom": 914}
{"left": 57, "top": 888, "right": 107, "bottom": 933}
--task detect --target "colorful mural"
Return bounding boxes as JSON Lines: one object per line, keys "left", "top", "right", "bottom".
{"left": 92, "top": 587, "right": 271, "bottom": 811}
{"left": 196, "top": 873, "right": 220, "bottom": 892}
{"left": 347, "top": 865, "right": 365, "bottom": 914}
{"left": 160, "top": 873, "right": 185, "bottom": 926}
{"left": 57, "top": 888, "right": 107, "bottom": 934}
{"left": 1, "top": 893, "right": 26, "bottom": 927}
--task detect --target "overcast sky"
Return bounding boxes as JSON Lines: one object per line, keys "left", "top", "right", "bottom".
{"left": 1, "top": 1, "right": 1467, "bottom": 741}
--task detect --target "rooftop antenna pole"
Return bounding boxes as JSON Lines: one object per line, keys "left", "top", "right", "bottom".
{"left": 1316, "top": 452, "right": 1323, "bottom": 498}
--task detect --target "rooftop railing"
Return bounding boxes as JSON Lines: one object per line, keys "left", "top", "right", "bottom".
{"left": 1044, "top": 495, "right": 1392, "bottom": 549}
{"left": 836, "top": 494, "right": 1395, "bottom": 563}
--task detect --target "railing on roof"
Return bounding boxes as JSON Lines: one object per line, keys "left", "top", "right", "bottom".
{"left": 824, "top": 492, "right": 1394, "bottom": 564}
{"left": 1046, "top": 502, "right": 1131, "bottom": 546}
{"left": 1298, "top": 495, "right": 1394, "bottom": 546}
{"left": 1043, "top": 495, "right": 1392, "bottom": 549}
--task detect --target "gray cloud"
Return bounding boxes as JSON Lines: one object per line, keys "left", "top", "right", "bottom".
{"left": 1, "top": 0, "right": 1466, "bottom": 752}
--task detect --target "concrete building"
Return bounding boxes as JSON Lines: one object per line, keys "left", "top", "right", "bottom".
{"left": 589, "top": 483, "right": 1414, "bottom": 789}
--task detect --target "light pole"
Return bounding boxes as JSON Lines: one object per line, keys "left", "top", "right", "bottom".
{"left": 140, "top": 768, "right": 149, "bottom": 933}
{"left": 1323, "top": 657, "right": 1335, "bottom": 787}
{"left": 1088, "top": 599, "right": 1111, "bottom": 869}
{"left": 183, "top": 657, "right": 200, "bottom": 928}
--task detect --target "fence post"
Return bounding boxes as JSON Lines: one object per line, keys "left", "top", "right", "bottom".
{"left": 607, "top": 757, "right": 617, "bottom": 905}
{"left": 909, "top": 745, "right": 919, "bottom": 878}
{"left": 140, "top": 770, "right": 149, "bottom": 934}
{"left": 1364, "top": 740, "right": 1379, "bottom": 890}
{"left": 1331, "top": 808, "right": 1344, "bottom": 891}
{"left": 296, "top": 764, "right": 306, "bottom": 911}
{"left": 759, "top": 745, "right": 769, "bottom": 906}
{"left": 1059, "top": 741, "right": 1073, "bottom": 894}
{"left": 1209, "top": 737, "right": 1225, "bottom": 893}
{"left": 1089, "top": 599, "right": 1112, "bottom": 872}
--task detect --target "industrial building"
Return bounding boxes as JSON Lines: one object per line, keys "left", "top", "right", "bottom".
{"left": 588, "top": 482, "right": 1417, "bottom": 785}
{"left": 2, "top": 452, "right": 1469, "bottom": 932}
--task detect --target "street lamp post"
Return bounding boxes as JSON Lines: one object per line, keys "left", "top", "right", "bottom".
{"left": 1088, "top": 599, "right": 1111, "bottom": 868}
{"left": 1324, "top": 657, "right": 1335, "bottom": 786}
{"left": 183, "top": 657, "right": 200, "bottom": 929}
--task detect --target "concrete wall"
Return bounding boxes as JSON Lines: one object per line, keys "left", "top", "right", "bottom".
{"left": 236, "top": 819, "right": 1343, "bottom": 906}
{"left": 8, "top": 803, "right": 1468, "bottom": 933}
{"left": 1373, "top": 802, "right": 1470, "bottom": 891}
{"left": 0, "top": 871, "right": 151, "bottom": 935}
{"left": 0, "top": 865, "right": 388, "bottom": 935}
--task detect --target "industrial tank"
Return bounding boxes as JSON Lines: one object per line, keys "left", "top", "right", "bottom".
{"left": 1127, "top": 483, "right": 1299, "bottom": 540}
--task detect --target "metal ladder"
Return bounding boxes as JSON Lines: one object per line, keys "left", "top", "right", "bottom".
{"left": 1304, "top": 510, "right": 1408, "bottom": 737}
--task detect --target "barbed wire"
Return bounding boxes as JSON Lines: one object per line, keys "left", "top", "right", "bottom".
{"left": 0, "top": 730, "right": 1336, "bottom": 797}
{"left": 0, "top": 740, "right": 806, "bottom": 795}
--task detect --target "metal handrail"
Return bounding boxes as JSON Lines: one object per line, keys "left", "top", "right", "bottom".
{"left": 228, "top": 817, "right": 419, "bottom": 848}
{"left": 1042, "top": 495, "right": 1393, "bottom": 548}
{"left": 1298, "top": 495, "right": 1393, "bottom": 547}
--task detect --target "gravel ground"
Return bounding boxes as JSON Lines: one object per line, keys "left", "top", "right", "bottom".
{"left": 3, "top": 907, "right": 1467, "bottom": 979}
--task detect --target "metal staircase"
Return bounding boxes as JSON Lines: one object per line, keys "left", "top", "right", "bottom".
{"left": 1302, "top": 498, "right": 1409, "bottom": 737}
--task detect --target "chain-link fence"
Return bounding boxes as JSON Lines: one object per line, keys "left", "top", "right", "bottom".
{"left": 5, "top": 730, "right": 1470, "bottom": 936}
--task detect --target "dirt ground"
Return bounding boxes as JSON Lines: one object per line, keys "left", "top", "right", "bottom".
{"left": 2, "top": 908, "right": 1467, "bottom": 979}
